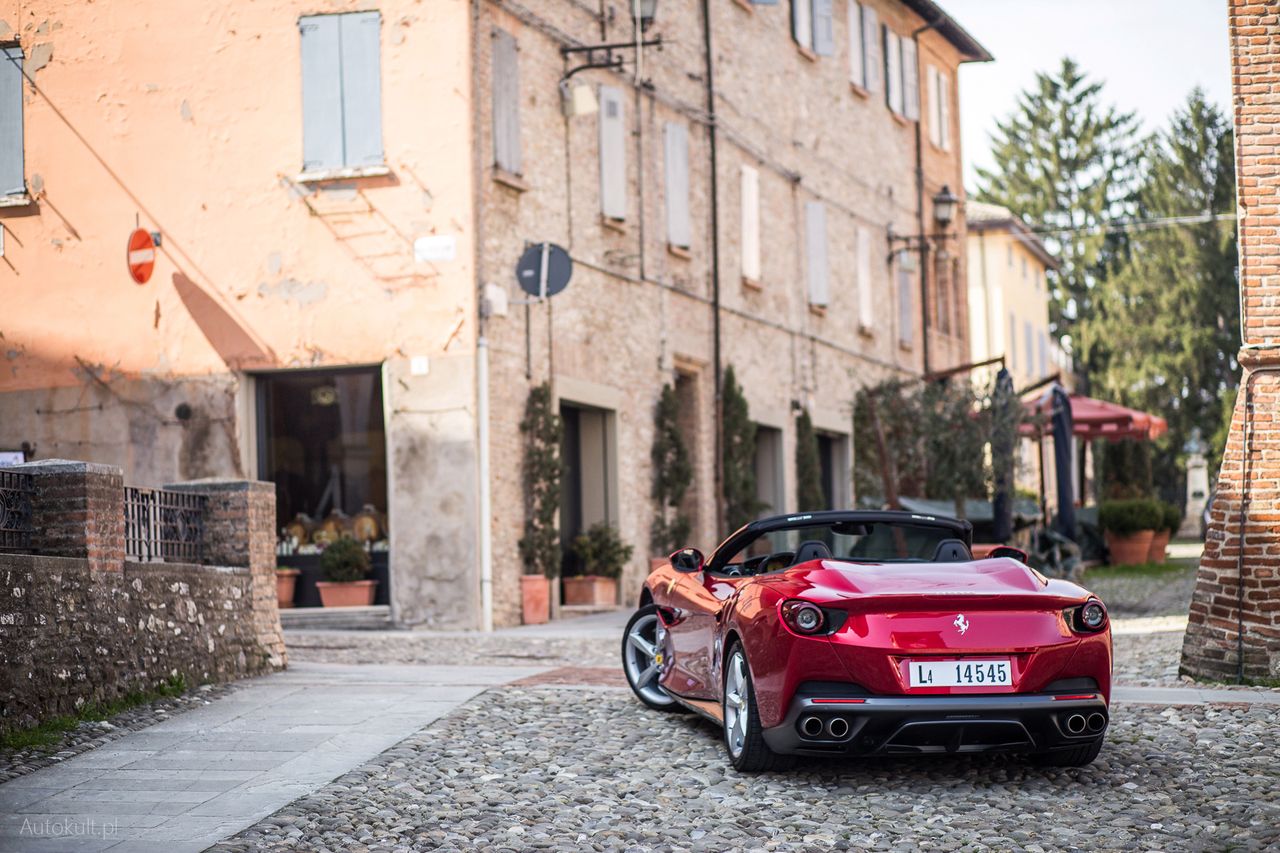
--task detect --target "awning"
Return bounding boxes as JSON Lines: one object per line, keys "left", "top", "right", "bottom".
{"left": 1020, "top": 392, "right": 1168, "bottom": 442}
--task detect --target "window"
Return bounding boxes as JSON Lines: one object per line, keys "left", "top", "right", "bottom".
{"left": 491, "top": 29, "right": 522, "bottom": 176}
{"left": 935, "top": 254, "right": 950, "bottom": 333}
{"left": 741, "top": 165, "right": 761, "bottom": 282}
{"left": 1039, "top": 330, "right": 1049, "bottom": 378}
{"left": 927, "top": 65, "right": 951, "bottom": 150}
{"left": 792, "top": 0, "right": 834, "bottom": 55}
{"left": 1008, "top": 313, "right": 1017, "bottom": 370}
{"left": 1021, "top": 255, "right": 1027, "bottom": 279}
{"left": 901, "top": 38, "right": 919, "bottom": 120}
{"left": 861, "top": 4, "right": 882, "bottom": 93}
{"left": 857, "top": 226, "right": 874, "bottom": 329}
{"left": 299, "top": 12, "right": 383, "bottom": 174}
{"left": 1024, "top": 320, "right": 1034, "bottom": 376}
{"left": 1006, "top": 242, "right": 1013, "bottom": 268}
{"left": 848, "top": 2, "right": 865, "bottom": 87}
{"left": 664, "top": 123, "right": 691, "bottom": 250}
{"left": 884, "top": 28, "right": 903, "bottom": 115}
{"left": 0, "top": 44, "right": 23, "bottom": 197}
{"left": 805, "top": 201, "right": 829, "bottom": 307}
{"left": 899, "top": 263, "right": 914, "bottom": 347}
{"left": 599, "top": 86, "right": 627, "bottom": 220}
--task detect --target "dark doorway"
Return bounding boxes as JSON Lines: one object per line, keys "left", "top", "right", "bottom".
{"left": 559, "top": 402, "right": 614, "bottom": 577}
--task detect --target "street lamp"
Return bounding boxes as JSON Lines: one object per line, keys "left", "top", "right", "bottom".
{"left": 932, "top": 185, "right": 959, "bottom": 230}
{"left": 635, "top": 0, "right": 659, "bottom": 30}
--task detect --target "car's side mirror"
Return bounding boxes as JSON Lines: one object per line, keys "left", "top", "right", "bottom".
{"left": 990, "top": 546, "right": 1028, "bottom": 563}
{"left": 670, "top": 548, "right": 705, "bottom": 573}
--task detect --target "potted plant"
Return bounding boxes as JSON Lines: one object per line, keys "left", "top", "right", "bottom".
{"left": 518, "top": 383, "right": 561, "bottom": 625}
{"left": 315, "top": 536, "right": 377, "bottom": 607}
{"left": 1099, "top": 499, "right": 1162, "bottom": 566}
{"left": 1148, "top": 502, "right": 1181, "bottom": 563}
{"left": 565, "top": 523, "right": 633, "bottom": 606}
{"left": 275, "top": 566, "right": 300, "bottom": 608}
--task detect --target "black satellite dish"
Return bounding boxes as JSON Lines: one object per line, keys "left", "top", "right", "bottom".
{"left": 516, "top": 242, "right": 572, "bottom": 299}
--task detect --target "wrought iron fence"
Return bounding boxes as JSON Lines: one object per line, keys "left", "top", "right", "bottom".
{"left": 0, "top": 470, "right": 35, "bottom": 553}
{"left": 124, "top": 487, "right": 206, "bottom": 563}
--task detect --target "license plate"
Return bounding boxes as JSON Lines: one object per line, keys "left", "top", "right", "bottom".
{"left": 909, "top": 659, "right": 1011, "bottom": 687}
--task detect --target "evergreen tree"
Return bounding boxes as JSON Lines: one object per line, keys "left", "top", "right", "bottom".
{"left": 518, "top": 383, "right": 562, "bottom": 577}
{"left": 651, "top": 383, "right": 693, "bottom": 552}
{"left": 1088, "top": 90, "right": 1239, "bottom": 500}
{"left": 721, "top": 366, "right": 760, "bottom": 530}
{"left": 794, "top": 409, "right": 826, "bottom": 512}
{"left": 976, "top": 57, "right": 1141, "bottom": 380}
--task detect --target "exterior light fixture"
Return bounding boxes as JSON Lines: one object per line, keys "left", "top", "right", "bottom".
{"left": 636, "top": 0, "right": 659, "bottom": 30}
{"left": 932, "top": 185, "right": 959, "bottom": 229}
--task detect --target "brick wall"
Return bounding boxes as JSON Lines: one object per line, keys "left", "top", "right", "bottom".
{"left": 0, "top": 462, "right": 286, "bottom": 734}
{"left": 1181, "top": 1, "right": 1280, "bottom": 681}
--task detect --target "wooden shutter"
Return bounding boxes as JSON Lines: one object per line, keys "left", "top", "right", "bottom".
{"left": 848, "top": 2, "right": 864, "bottom": 87}
{"left": 927, "top": 65, "right": 941, "bottom": 146}
{"left": 299, "top": 15, "right": 344, "bottom": 172}
{"left": 491, "top": 29, "right": 522, "bottom": 174}
{"left": 902, "top": 37, "right": 919, "bottom": 120}
{"left": 741, "top": 165, "right": 761, "bottom": 282}
{"left": 751, "top": 0, "right": 779, "bottom": 5}
{"left": 805, "top": 202, "right": 829, "bottom": 307}
{"left": 884, "top": 29, "right": 902, "bottom": 114}
{"left": 862, "top": 5, "right": 881, "bottom": 94}
{"left": 857, "top": 226, "right": 873, "bottom": 329}
{"left": 340, "top": 11, "right": 383, "bottom": 168}
{"left": 0, "top": 46, "right": 23, "bottom": 196}
{"left": 664, "top": 123, "right": 691, "bottom": 249}
{"left": 939, "top": 71, "right": 952, "bottom": 149}
{"left": 598, "top": 86, "right": 627, "bottom": 220}
{"left": 898, "top": 264, "right": 913, "bottom": 346}
{"left": 792, "top": 0, "right": 813, "bottom": 50}
{"left": 813, "top": 0, "right": 835, "bottom": 56}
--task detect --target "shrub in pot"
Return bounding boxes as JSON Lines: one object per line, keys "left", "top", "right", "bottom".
{"left": 1099, "top": 499, "right": 1162, "bottom": 565}
{"left": 316, "top": 536, "right": 377, "bottom": 607}
{"left": 564, "top": 523, "right": 633, "bottom": 607}
{"left": 1148, "top": 502, "right": 1181, "bottom": 563}
{"left": 275, "top": 566, "right": 301, "bottom": 609}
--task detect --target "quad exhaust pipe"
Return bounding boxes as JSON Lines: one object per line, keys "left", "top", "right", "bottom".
{"left": 798, "top": 715, "right": 851, "bottom": 740}
{"left": 1064, "top": 714, "right": 1087, "bottom": 735}
{"left": 1087, "top": 712, "right": 1107, "bottom": 733}
{"left": 799, "top": 715, "right": 824, "bottom": 738}
{"left": 826, "top": 717, "right": 850, "bottom": 739}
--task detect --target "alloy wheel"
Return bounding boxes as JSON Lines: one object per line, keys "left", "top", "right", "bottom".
{"left": 624, "top": 611, "right": 674, "bottom": 707}
{"left": 724, "top": 650, "right": 749, "bottom": 758}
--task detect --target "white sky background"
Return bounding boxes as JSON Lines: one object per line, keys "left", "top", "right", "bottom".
{"left": 939, "top": 0, "right": 1232, "bottom": 192}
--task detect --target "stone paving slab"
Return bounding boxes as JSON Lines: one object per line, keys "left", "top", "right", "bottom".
{"left": 0, "top": 662, "right": 544, "bottom": 853}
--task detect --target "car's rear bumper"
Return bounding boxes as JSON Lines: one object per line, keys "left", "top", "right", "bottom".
{"left": 761, "top": 691, "right": 1108, "bottom": 757}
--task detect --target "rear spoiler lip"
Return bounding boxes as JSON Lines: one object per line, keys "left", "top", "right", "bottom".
{"left": 815, "top": 592, "right": 1091, "bottom": 612}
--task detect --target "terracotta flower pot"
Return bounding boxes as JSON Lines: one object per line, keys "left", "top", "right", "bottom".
{"left": 521, "top": 574, "right": 550, "bottom": 625}
{"left": 562, "top": 576, "right": 619, "bottom": 607}
{"left": 275, "top": 569, "right": 300, "bottom": 609}
{"left": 315, "top": 579, "right": 378, "bottom": 607}
{"left": 1147, "top": 529, "right": 1172, "bottom": 563}
{"left": 1105, "top": 529, "right": 1155, "bottom": 566}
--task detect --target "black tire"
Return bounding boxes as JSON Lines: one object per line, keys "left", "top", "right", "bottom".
{"left": 621, "top": 605, "right": 681, "bottom": 712}
{"left": 722, "top": 642, "right": 789, "bottom": 772}
{"left": 1032, "top": 739, "right": 1104, "bottom": 767}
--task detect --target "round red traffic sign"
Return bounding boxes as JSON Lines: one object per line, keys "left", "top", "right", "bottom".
{"left": 127, "top": 228, "right": 156, "bottom": 284}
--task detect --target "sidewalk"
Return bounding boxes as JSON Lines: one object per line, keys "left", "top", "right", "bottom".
{"left": 0, "top": 662, "right": 544, "bottom": 853}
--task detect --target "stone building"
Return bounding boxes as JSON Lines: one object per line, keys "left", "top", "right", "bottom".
{"left": 1182, "top": 0, "right": 1280, "bottom": 681}
{"left": 0, "top": 0, "right": 988, "bottom": 629}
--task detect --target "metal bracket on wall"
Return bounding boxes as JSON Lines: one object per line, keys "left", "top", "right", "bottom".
{"left": 560, "top": 38, "right": 663, "bottom": 81}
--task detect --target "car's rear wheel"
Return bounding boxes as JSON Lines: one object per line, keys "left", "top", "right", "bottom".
{"left": 622, "top": 605, "right": 679, "bottom": 711}
{"left": 1032, "top": 739, "right": 1104, "bottom": 767}
{"left": 723, "top": 642, "right": 788, "bottom": 772}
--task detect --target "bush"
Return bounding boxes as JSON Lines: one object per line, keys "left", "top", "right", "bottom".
{"left": 1098, "top": 499, "right": 1163, "bottom": 536}
{"left": 570, "top": 523, "right": 634, "bottom": 579}
{"left": 320, "top": 536, "right": 370, "bottom": 583}
{"left": 1162, "top": 502, "right": 1182, "bottom": 533}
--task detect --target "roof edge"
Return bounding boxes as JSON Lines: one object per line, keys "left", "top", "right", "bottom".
{"left": 901, "top": 0, "right": 994, "bottom": 63}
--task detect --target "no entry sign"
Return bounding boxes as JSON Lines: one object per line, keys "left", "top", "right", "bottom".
{"left": 127, "top": 228, "right": 156, "bottom": 284}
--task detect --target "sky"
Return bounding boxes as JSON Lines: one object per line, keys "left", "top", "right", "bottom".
{"left": 939, "top": 0, "right": 1232, "bottom": 191}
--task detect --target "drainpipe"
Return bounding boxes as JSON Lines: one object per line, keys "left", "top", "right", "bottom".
{"left": 701, "top": 0, "right": 724, "bottom": 534}
{"left": 1234, "top": 361, "right": 1280, "bottom": 681}
{"left": 912, "top": 19, "right": 942, "bottom": 376}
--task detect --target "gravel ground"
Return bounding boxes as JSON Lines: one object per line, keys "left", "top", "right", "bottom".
{"left": 0, "top": 683, "right": 235, "bottom": 784}
{"left": 285, "top": 630, "right": 618, "bottom": 668}
{"left": 209, "top": 684, "right": 1280, "bottom": 853}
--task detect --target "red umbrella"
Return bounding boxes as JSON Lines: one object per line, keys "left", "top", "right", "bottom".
{"left": 1020, "top": 393, "right": 1168, "bottom": 442}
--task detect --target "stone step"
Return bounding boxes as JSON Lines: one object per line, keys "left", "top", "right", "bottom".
{"left": 279, "top": 604, "right": 392, "bottom": 631}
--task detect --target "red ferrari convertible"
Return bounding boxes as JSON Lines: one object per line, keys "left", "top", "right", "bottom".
{"left": 622, "top": 511, "right": 1111, "bottom": 771}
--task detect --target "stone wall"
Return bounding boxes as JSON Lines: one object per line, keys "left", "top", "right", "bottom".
{"left": 1181, "top": 1, "right": 1280, "bottom": 681}
{"left": 0, "top": 461, "right": 285, "bottom": 735}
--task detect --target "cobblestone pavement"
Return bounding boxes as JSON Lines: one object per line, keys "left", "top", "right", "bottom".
{"left": 1081, "top": 562, "right": 1198, "bottom": 618}
{"left": 209, "top": 684, "right": 1280, "bottom": 853}
{"left": 285, "top": 629, "right": 618, "bottom": 668}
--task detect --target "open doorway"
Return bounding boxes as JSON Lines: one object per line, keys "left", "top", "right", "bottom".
{"left": 559, "top": 401, "right": 617, "bottom": 577}
{"left": 816, "top": 431, "right": 851, "bottom": 510}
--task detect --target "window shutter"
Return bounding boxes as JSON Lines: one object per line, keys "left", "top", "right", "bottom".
{"left": 898, "top": 264, "right": 913, "bottom": 346}
{"left": 926, "top": 65, "right": 941, "bottom": 146}
{"left": 741, "top": 165, "right": 761, "bottom": 282}
{"left": 598, "top": 86, "right": 627, "bottom": 220}
{"left": 751, "top": 0, "right": 779, "bottom": 5}
{"left": 885, "top": 29, "right": 903, "bottom": 114}
{"left": 339, "top": 11, "right": 384, "bottom": 168}
{"left": 1024, "top": 321, "right": 1034, "bottom": 375}
{"left": 939, "top": 70, "right": 951, "bottom": 149}
{"left": 0, "top": 46, "right": 23, "bottom": 196}
{"left": 901, "top": 38, "right": 919, "bottom": 120}
{"left": 805, "top": 202, "right": 829, "bottom": 307}
{"left": 812, "top": 0, "right": 834, "bottom": 56}
{"left": 491, "top": 29, "right": 522, "bottom": 174}
{"left": 792, "top": 0, "right": 813, "bottom": 50}
{"left": 848, "top": 2, "right": 864, "bottom": 88}
{"left": 664, "top": 123, "right": 691, "bottom": 249}
{"left": 861, "top": 6, "right": 881, "bottom": 94}
{"left": 299, "top": 15, "right": 344, "bottom": 172}
{"left": 1039, "top": 331, "right": 1049, "bottom": 378}
{"left": 857, "top": 226, "right": 873, "bottom": 329}
{"left": 1008, "top": 313, "right": 1017, "bottom": 369}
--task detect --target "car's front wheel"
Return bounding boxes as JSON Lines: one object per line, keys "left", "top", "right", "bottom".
{"left": 621, "top": 605, "right": 680, "bottom": 712}
{"left": 722, "top": 642, "right": 788, "bottom": 772}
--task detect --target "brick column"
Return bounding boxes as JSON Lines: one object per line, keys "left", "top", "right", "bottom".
{"left": 166, "top": 479, "right": 287, "bottom": 668}
{"left": 4, "top": 459, "right": 124, "bottom": 572}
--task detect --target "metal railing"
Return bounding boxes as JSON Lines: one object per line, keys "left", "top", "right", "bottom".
{"left": 0, "top": 470, "right": 35, "bottom": 553}
{"left": 124, "top": 487, "right": 206, "bottom": 563}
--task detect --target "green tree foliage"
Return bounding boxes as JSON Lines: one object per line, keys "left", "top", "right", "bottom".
{"left": 976, "top": 57, "right": 1141, "bottom": 375}
{"left": 650, "top": 383, "right": 693, "bottom": 553}
{"left": 1098, "top": 438, "right": 1154, "bottom": 500}
{"left": 1087, "top": 90, "right": 1239, "bottom": 501}
{"left": 794, "top": 409, "right": 826, "bottom": 512}
{"left": 518, "top": 383, "right": 562, "bottom": 577}
{"left": 721, "top": 366, "right": 761, "bottom": 531}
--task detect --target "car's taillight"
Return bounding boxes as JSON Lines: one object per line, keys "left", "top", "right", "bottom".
{"left": 1066, "top": 598, "right": 1108, "bottom": 633}
{"left": 780, "top": 600, "right": 847, "bottom": 636}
